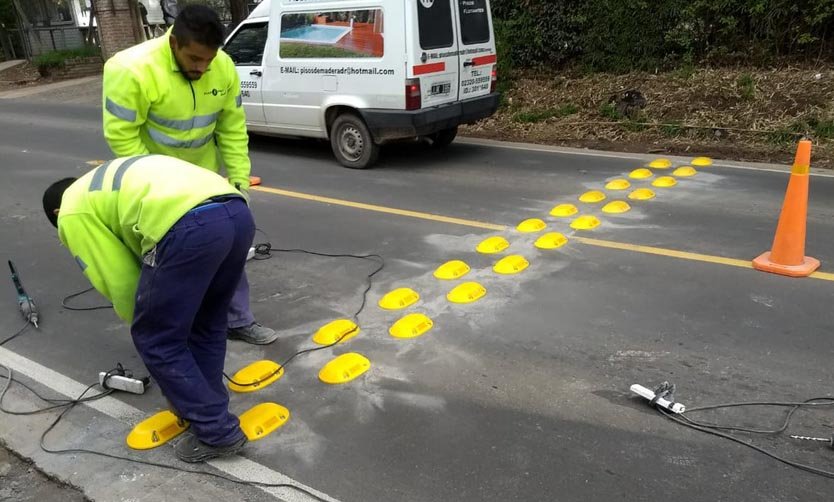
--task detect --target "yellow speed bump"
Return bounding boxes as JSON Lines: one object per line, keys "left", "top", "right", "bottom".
{"left": 493, "top": 255, "right": 530, "bottom": 275}
{"left": 550, "top": 204, "right": 578, "bottom": 218}
{"left": 605, "top": 179, "right": 631, "bottom": 190}
{"left": 390, "top": 313, "right": 434, "bottom": 339}
{"left": 313, "top": 319, "right": 359, "bottom": 345}
{"left": 628, "top": 188, "right": 656, "bottom": 201}
{"left": 534, "top": 232, "right": 568, "bottom": 250}
{"left": 228, "top": 360, "right": 284, "bottom": 393}
{"left": 652, "top": 176, "right": 678, "bottom": 188}
{"left": 649, "top": 158, "right": 672, "bottom": 169}
{"left": 434, "top": 260, "right": 470, "bottom": 280}
{"left": 516, "top": 218, "right": 547, "bottom": 233}
{"left": 629, "top": 168, "right": 653, "bottom": 180}
{"left": 447, "top": 282, "right": 486, "bottom": 304}
{"left": 319, "top": 353, "right": 370, "bottom": 384}
{"left": 673, "top": 166, "right": 697, "bottom": 177}
{"left": 570, "top": 215, "right": 601, "bottom": 230}
{"left": 239, "top": 403, "right": 289, "bottom": 441}
{"left": 691, "top": 156, "right": 713, "bottom": 166}
{"left": 579, "top": 190, "right": 606, "bottom": 204}
{"left": 477, "top": 236, "right": 510, "bottom": 254}
{"left": 602, "top": 201, "right": 631, "bottom": 214}
{"left": 379, "top": 287, "right": 419, "bottom": 310}
{"left": 126, "top": 411, "right": 188, "bottom": 450}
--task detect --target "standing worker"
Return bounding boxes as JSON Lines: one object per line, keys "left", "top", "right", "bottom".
{"left": 41, "top": 155, "right": 253, "bottom": 462}
{"left": 160, "top": 0, "right": 178, "bottom": 26}
{"left": 101, "top": 5, "right": 277, "bottom": 345}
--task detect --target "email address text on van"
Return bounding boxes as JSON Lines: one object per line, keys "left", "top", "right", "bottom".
{"left": 280, "top": 66, "right": 396, "bottom": 77}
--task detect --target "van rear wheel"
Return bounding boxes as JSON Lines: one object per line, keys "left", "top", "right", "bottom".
{"left": 429, "top": 127, "right": 458, "bottom": 148}
{"left": 330, "top": 114, "right": 379, "bottom": 169}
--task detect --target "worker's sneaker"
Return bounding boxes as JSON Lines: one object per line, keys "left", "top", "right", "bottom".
{"left": 227, "top": 322, "right": 278, "bottom": 345}
{"left": 175, "top": 433, "right": 247, "bottom": 463}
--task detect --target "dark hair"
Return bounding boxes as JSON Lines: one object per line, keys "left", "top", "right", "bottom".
{"left": 172, "top": 5, "right": 225, "bottom": 49}
{"left": 42, "top": 177, "right": 77, "bottom": 228}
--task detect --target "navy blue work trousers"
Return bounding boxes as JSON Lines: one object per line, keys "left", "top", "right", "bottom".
{"left": 131, "top": 198, "right": 254, "bottom": 446}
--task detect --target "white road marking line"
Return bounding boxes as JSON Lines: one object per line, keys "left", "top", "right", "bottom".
{"left": 0, "top": 346, "right": 340, "bottom": 502}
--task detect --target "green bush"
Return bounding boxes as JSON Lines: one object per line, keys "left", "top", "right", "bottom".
{"left": 491, "top": 0, "right": 834, "bottom": 72}
{"left": 33, "top": 46, "right": 100, "bottom": 71}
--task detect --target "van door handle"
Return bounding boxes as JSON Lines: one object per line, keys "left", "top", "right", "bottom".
{"left": 463, "top": 60, "right": 475, "bottom": 67}
{"left": 250, "top": 70, "right": 263, "bottom": 77}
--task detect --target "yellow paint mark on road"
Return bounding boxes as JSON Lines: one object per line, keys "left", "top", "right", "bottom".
{"left": 251, "top": 185, "right": 505, "bottom": 231}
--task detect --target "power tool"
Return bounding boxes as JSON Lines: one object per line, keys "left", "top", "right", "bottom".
{"left": 8, "top": 260, "right": 39, "bottom": 328}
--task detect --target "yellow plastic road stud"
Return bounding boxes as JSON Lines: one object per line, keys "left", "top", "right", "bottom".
{"left": 673, "top": 166, "right": 697, "bottom": 177}
{"left": 691, "top": 156, "right": 713, "bottom": 166}
{"left": 239, "top": 403, "right": 290, "bottom": 441}
{"left": 313, "top": 319, "right": 359, "bottom": 345}
{"left": 534, "top": 232, "right": 568, "bottom": 250}
{"left": 390, "top": 313, "right": 434, "bottom": 339}
{"left": 605, "top": 179, "right": 631, "bottom": 190}
{"left": 602, "top": 201, "right": 631, "bottom": 214}
{"left": 447, "top": 282, "right": 487, "bottom": 304}
{"left": 649, "top": 158, "right": 672, "bottom": 169}
{"left": 85, "top": 160, "right": 106, "bottom": 167}
{"left": 516, "top": 218, "right": 547, "bottom": 233}
{"left": 434, "top": 260, "right": 470, "bottom": 280}
{"left": 628, "top": 188, "right": 656, "bottom": 201}
{"left": 378, "top": 287, "right": 420, "bottom": 310}
{"left": 570, "top": 215, "right": 601, "bottom": 230}
{"left": 493, "top": 255, "right": 529, "bottom": 275}
{"left": 652, "top": 176, "right": 678, "bottom": 188}
{"left": 579, "top": 190, "right": 606, "bottom": 204}
{"left": 550, "top": 204, "right": 578, "bottom": 218}
{"left": 629, "top": 168, "right": 653, "bottom": 179}
{"left": 228, "top": 360, "right": 284, "bottom": 393}
{"left": 476, "top": 236, "right": 510, "bottom": 254}
{"left": 319, "top": 353, "right": 371, "bottom": 384}
{"left": 126, "top": 411, "right": 188, "bottom": 450}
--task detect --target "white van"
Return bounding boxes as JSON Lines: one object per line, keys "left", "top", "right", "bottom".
{"left": 223, "top": 0, "right": 500, "bottom": 168}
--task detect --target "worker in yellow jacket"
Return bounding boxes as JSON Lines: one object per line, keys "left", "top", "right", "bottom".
{"left": 42, "top": 155, "right": 252, "bottom": 462}
{"left": 102, "top": 5, "right": 276, "bottom": 345}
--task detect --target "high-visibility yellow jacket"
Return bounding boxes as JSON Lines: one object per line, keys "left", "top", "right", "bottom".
{"left": 58, "top": 155, "right": 243, "bottom": 322}
{"left": 102, "top": 32, "right": 251, "bottom": 191}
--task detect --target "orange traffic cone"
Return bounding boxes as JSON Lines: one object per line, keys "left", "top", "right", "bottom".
{"left": 752, "top": 139, "right": 820, "bottom": 277}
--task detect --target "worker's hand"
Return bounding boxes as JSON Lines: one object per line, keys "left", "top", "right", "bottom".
{"left": 235, "top": 182, "right": 250, "bottom": 204}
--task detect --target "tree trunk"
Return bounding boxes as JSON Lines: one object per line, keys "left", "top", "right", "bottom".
{"left": 228, "top": 0, "right": 248, "bottom": 32}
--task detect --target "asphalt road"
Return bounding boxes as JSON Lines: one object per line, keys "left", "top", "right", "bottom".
{"left": 1, "top": 92, "right": 834, "bottom": 502}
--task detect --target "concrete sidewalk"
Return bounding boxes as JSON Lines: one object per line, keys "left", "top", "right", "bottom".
{"left": 0, "top": 59, "right": 26, "bottom": 73}
{"left": 0, "top": 75, "right": 101, "bottom": 103}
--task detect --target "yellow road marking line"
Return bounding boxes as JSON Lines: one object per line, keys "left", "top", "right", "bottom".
{"left": 252, "top": 185, "right": 834, "bottom": 282}
{"left": 251, "top": 185, "right": 506, "bottom": 231}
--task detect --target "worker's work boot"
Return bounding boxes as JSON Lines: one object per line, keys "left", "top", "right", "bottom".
{"left": 175, "top": 433, "right": 247, "bottom": 463}
{"left": 227, "top": 322, "right": 278, "bottom": 345}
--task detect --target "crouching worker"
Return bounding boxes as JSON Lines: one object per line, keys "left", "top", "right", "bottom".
{"left": 42, "top": 154, "right": 254, "bottom": 463}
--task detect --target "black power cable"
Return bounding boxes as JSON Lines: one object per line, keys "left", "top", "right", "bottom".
{"left": 643, "top": 386, "right": 834, "bottom": 480}
{"left": 0, "top": 363, "right": 331, "bottom": 501}
{"left": 222, "top": 241, "right": 385, "bottom": 388}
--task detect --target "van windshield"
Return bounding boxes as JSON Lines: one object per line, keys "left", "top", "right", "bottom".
{"left": 459, "top": 0, "right": 490, "bottom": 45}
{"left": 417, "top": 0, "right": 454, "bottom": 50}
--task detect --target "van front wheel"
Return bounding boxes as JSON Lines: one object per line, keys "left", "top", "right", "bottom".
{"left": 330, "top": 114, "right": 379, "bottom": 169}
{"left": 429, "top": 127, "right": 458, "bottom": 148}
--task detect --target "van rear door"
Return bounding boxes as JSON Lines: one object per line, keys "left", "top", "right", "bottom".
{"left": 452, "top": 0, "right": 496, "bottom": 100}
{"left": 408, "top": 0, "right": 459, "bottom": 108}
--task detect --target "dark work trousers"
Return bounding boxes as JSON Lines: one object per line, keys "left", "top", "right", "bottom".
{"left": 131, "top": 198, "right": 255, "bottom": 446}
